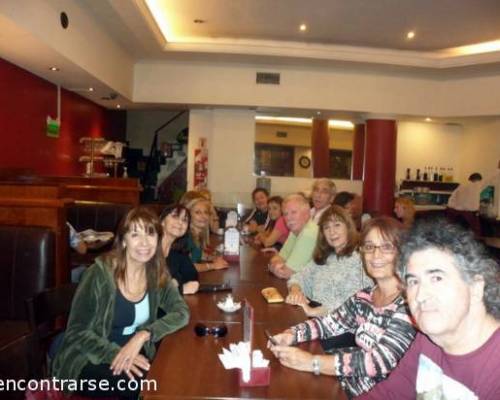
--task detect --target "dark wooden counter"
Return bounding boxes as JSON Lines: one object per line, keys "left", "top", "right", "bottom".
{"left": 143, "top": 244, "right": 347, "bottom": 400}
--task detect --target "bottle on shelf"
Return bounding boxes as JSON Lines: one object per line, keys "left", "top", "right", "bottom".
{"left": 416, "top": 168, "right": 421, "bottom": 181}
{"left": 406, "top": 168, "right": 411, "bottom": 180}
{"left": 445, "top": 167, "right": 452, "bottom": 182}
{"left": 423, "top": 167, "right": 428, "bottom": 181}
{"left": 433, "top": 166, "right": 439, "bottom": 182}
{"left": 439, "top": 167, "right": 444, "bottom": 182}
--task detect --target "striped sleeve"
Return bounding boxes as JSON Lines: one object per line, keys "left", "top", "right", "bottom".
{"left": 292, "top": 292, "right": 360, "bottom": 343}
{"left": 329, "top": 300, "right": 416, "bottom": 377}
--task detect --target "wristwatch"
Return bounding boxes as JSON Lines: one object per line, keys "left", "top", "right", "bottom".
{"left": 312, "top": 357, "right": 320, "bottom": 376}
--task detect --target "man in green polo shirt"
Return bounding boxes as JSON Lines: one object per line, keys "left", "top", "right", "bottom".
{"left": 269, "top": 194, "right": 318, "bottom": 279}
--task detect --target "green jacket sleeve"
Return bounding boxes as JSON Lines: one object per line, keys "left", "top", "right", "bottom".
{"left": 62, "top": 264, "right": 121, "bottom": 366}
{"left": 144, "top": 281, "right": 190, "bottom": 343}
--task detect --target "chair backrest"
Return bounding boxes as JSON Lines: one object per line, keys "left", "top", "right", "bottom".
{"left": 67, "top": 201, "right": 132, "bottom": 232}
{"left": 0, "top": 225, "right": 54, "bottom": 320}
{"left": 25, "top": 283, "right": 78, "bottom": 337}
{"left": 25, "top": 283, "right": 78, "bottom": 378}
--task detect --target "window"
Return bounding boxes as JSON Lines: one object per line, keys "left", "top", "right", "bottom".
{"left": 254, "top": 143, "right": 294, "bottom": 176}
{"left": 329, "top": 150, "right": 352, "bottom": 179}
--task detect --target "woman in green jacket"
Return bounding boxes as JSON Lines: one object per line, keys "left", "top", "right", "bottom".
{"left": 52, "top": 206, "right": 189, "bottom": 399}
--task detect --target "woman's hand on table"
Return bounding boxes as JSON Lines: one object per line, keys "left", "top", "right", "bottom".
{"left": 183, "top": 280, "right": 200, "bottom": 294}
{"left": 111, "top": 330, "right": 150, "bottom": 377}
{"left": 211, "top": 256, "right": 229, "bottom": 270}
{"left": 272, "top": 346, "right": 314, "bottom": 373}
{"left": 286, "top": 286, "right": 307, "bottom": 306}
{"left": 270, "top": 262, "right": 293, "bottom": 279}
{"left": 254, "top": 232, "right": 264, "bottom": 245}
{"left": 267, "top": 329, "right": 294, "bottom": 348}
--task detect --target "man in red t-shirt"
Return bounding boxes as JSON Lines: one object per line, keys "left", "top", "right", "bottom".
{"left": 358, "top": 219, "right": 499, "bottom": 399}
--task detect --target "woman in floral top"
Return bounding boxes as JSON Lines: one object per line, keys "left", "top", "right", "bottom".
{"left": 268, "top": 217, "right": 416, "bottom": 398}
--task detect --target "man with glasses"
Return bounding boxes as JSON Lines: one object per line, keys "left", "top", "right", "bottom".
{"left": 358, "top": 219, "right": 500, "bottom": 399}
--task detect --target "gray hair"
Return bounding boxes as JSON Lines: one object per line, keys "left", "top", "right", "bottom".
{"left": 312, "top": 178, "right": 337, "bottom": 197}
{"left": 400, "top": 218, "right": 499, "bottom": 319}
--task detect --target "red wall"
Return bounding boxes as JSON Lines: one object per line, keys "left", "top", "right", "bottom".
{"left": 0, "top": 57, "right": 124, "bottom": 176}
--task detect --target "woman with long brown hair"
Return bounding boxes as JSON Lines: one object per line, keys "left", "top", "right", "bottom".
{"left": 286, "top": 205, "right": 367, "bottom": 317}
{"left": 52, "top": 207, "right": 189, "bottom": 399}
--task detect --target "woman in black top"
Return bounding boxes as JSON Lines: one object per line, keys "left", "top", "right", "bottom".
{"left": 160, "top": 204, "right": 199, "bottom": 294}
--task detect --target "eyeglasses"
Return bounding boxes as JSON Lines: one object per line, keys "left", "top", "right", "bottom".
{"left": 194, "top": 323, "right": 228, "bottom": 338}
{"left": 360, "top": 243, "right": 396, "bottom": 254}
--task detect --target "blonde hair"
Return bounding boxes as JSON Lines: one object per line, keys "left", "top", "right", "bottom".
{"left": 179, "top": 190, "right": 204, "bottom": 206}
{"left": 185, "top": 197, "right": 210, "bottom": 248}
{"left": 395, "top": 197, "right": 416, "bottom": 228}
{"left": 283, "top": 193, "right": 311, "bottom": 211}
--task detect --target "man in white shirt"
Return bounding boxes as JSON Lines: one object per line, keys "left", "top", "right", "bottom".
{"left": 447, "top": 172, "right": 483, "bottom": 211}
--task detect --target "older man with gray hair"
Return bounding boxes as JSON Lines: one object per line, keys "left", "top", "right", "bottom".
{"left": 269, "top": 194, "right": 319, "bottom": 279}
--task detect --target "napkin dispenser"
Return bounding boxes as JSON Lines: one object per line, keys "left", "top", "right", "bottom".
{"left": 238, "top": 301, "right": 270, "bottom": 387}
{"left": 238, "top": 366, "right": 270, "bottom": 387}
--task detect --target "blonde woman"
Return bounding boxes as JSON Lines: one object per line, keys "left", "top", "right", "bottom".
{"left": 394, "top": 197, "right": 416, "bottom": 229}
{"left": 185, "top": 197, "right": 228, "bottom": 272}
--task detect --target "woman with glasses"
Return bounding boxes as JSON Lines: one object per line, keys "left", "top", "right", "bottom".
{"left": 52, "top": 207, "right": 189, "bottom": 399}
{"left": 160, "top": 204, "right": 199, "bottom": 295}
{"left": 286, "top": 206, "right": 368, "bottom": 318}
{"left": 268, "top": 217, "right": 416, "bottom": 399}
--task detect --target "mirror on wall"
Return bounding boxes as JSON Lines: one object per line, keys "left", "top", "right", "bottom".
{"left": 254, "top": 116, "right": 354, "bottom": 179}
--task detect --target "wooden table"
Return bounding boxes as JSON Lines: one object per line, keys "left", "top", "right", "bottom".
{"left": 143, "top": 244, "right": 347, "bottom": 400}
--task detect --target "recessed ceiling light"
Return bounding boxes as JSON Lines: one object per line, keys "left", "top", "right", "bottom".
{"left": 425, "top": 117, "right": 432, "bottom": 122}
{"left": 116, "top": 104, "right": 121, "bottom": 109}
{"left": 299, "top": 24, "right": 307, "bottom": 32}
{"left": 193, "top": 19, "right": 205, "bottom": 24}
{"left": 49, "top": 66, "right": 59, "bottom": 71}
{"left": 88, "top": 87, "right": 94, "bottom": 92}
{"left": 407, "top": 31, "right": 415, "bottom": 40}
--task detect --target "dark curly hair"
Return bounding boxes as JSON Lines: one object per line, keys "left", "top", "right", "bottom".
{"left": 400, "top": 218, "right": 499, "bottom": 319}
{"left": 313, "top": 205, "right": 359, "bottom": 264}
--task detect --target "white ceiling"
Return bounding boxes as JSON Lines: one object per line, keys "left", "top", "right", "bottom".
{"left": 81, "top": 0, "right": 500, "bottom": 60}
{"left": 2, "top": 0, "right": 500, "bottom": 113}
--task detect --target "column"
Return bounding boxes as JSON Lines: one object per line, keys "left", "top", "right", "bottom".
{"left": 363, "top": 119, "right": 397, "bottom": 216}
{"left": 311, "top": 118, "right": 330, "bottom": 178}
{"left": 351, "top": 123, "right": 365, "bottom": 180}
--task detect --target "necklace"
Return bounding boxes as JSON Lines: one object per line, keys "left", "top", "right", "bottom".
{"left": 373, "top": 287, "right": 400, "bottom": 307}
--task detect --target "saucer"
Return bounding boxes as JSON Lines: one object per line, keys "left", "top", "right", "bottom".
{"left": 217, "top": 302, "right": 241, "bottom": 313}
